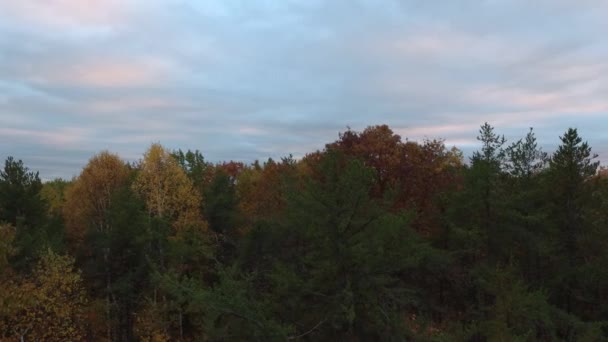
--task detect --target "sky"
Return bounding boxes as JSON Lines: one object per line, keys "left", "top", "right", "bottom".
{"left": 1, "top": 0, "right": 607, "bottom": 180}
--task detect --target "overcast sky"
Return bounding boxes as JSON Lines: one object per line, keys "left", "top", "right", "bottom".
{"left": 1, "top": 0, "right": 607, "bottom": 179}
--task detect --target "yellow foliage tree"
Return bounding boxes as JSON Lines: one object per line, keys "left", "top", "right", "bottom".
{"left": 0, "top": 224, "right": 15, "bottom": 274}
{"left": 0, "top": 224, "right": 17, "bottom": 339}
{"left": 133, "top": 302, "right": 171, "bottom": 342}
{"left": 39, "top": 179, "right": 70, "bottom": 217}
{"left": 132, "top": 144, "right": 209, "bottom": 340}
{"left": 133, "top": 143, "right": 205, "bottom": 234}
{"left": 0, "top": 250, "right": 88, "bottom": 342}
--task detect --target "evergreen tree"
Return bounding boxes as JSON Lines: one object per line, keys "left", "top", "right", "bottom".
{"left": 503, "top": 128, "right": 550, "bottom": 284}
{"left": 548, "top": 128, "right": 599, "bottom": 315}
{"left": 243, "top": 151, "right": 439, "bottom": 340}
{"left": 205, "top": 168, "right": 240, "bottom": 262}
{"left": 0, "top": 157, "right": 50, "bottom": 269}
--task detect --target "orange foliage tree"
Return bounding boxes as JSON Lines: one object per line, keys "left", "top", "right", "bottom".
{"left": 326, "top": 125, "right": 463, "bottom": 235}
{"left": 62, "top": 151, "right": 130, "bottom": 340}
{"left": 237, "top": 158, "right": 297, "bottom": 232}
{"left": 63, "top": 151, "right": 129, "bottom": 248}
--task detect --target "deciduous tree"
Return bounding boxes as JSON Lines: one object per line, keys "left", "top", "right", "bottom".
{"left": 133, "top": 144, "right": 205, "bottom": 234}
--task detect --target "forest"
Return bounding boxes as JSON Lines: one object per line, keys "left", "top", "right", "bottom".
{"left": 1, "top": 123, "right": 608, "bottom": 341}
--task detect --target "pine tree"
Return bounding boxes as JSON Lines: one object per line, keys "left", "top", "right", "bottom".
{"left": 548, "top": 128, "right": 599, "bottom": 315}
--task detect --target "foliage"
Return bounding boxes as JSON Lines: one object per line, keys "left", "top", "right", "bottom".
{"left": 1, "top": 124, "right": 608, "bottom": 341}
{"left": 133, "top": 143, "right": 205, "bottom": 234}
{"left": 0, "top": 250, "right": 88, "bottom": 342}
{"left": 63, "top": 151, "right": 129, "bottom": 247}
{"left": 0, "top": 157, "right": 50, "bottom": 268}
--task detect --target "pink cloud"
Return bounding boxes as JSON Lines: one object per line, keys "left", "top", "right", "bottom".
{"left": 28, "top": 59, "right": 172, "bottom": 88}
{"left": 468, "top": 86, "right": 563, "bottom": 109}
{"left": 0, "top": 127, "right": 91, "bottom": 148}
{"left": 468, "top": 84, "right": 608, "bottom": 120}
{"left": 367, "top": 27, "right": 529, "bottom": 66}
{"left": 70, "top": 63, "right": 153, "bottom": 87}
{"left": 546, "top": 62, "right": 608, "bottom": 83}
{"left": 395, "top": 123, "right": 480, "bottom": 139}
{"left": 1, "top": 0, "right": 131, "bottom": 30}
{"left": 87, "top": 97, "right": 179, "bottom": 113}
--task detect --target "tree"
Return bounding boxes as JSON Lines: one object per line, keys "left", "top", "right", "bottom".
{"left": 236, "top": 158, "right": 296, "bottom": 233}
{"left": 40, "top": 179, "right": 70, "bottom": 217}
{"left": 469, "top": 123, "right": 507, "bottom": 261}
{"left": 62, "top": 151, "right": 130, "bottom": 340}
{"left": 237, "top": 151, "right": 439, "bottom": 340}
{"left": 133, "top": 144, "right": 212, "bottom": 340}
{"left": 133, "top": 143, "right": 205, "bottom": 234}
{"left": 172, "top": 149, "right": 213, "bottom": 192}
{"left": 0, "top": 157, "right": 56, "bottom": 270}
{"left": 397, "top": 139, "right": 463, "bottom": 236}
{"left": 0, "top": 157, "right": 45, "bottom": 227}
{"left": 505, "top": 128, "right": 548, "bottom": 179}
{"left": 83, "top": 186, "right": 151, "bottom": 341}
{"left": 187, "top": 266, "right": 291, "bottom": 341}
{"left": 327, "top": 125, "right": 403, "bottom": 196}
{"left": 3, "top": 123, "right": 608, "bottom": 340}
{"left": 576, "top": 175, "right": 608, "bottom": 321}
{"left": 499, "top": 129, "right": 550, "bottom": 284}
{"left": 548, "top": 128, "right": 599, "bottom": 314}
{"left": 0, "top": 250, "right": 88, "bottom": 342}
{"left": 173, "top": 149, "right": 213, "bottom": 217}
{"left": 0, "top": 224, "right": 18, "bottom": 340}
{"left": 63, "top": 151, "right": 129, "bottom": 248}
{"left": 549, "top": 128, "right": 599, "bottom": 246}
{"left": 0, "top": 224, "right": 16, "bottom": 274}
{"left": 327, "top": 127, "right": 463, "bottom": 237}
{"left": 39, "top": 178, "right": 71, "bottom": 255}
{"left": 204, "top": 168, "right": 241, "bottom": 263}
{"left": 205, "top": 169, "right": 238, "bottom": 235}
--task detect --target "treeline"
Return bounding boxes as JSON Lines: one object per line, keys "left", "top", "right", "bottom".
{"left": 1, "top": 123, "right": 608, "bottom": 341}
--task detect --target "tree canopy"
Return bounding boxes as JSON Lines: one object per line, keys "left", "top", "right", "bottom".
{"left": 1, "top": 124, "right": 607, "bottom": 341}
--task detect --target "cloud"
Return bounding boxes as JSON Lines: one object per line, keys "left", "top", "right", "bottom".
{"left": 51, "top": 60, "right": 167, "bottom": 88}
{"left": 0, "top": 0, "right": 607, "bottom": 178}
{"left": 0, "top": 0, "right": 131, "bottom": 31}
{"left": 0, "top": 127, "right": 92, "bottom": 154}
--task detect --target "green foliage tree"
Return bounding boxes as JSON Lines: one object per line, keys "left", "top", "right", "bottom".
{"left": 547, "top": 128, "right": 600, "bottom": 315}
{"left": 0, "top": 157, "right": 55, "bottom": 269}
{"left": 447, "top": 123, "right": 507, "bottom": 267}
{"left": 0, "top": 157, "right": 44, "bottom": 227}
{"left": 502, "top": 129, "right": 551, "bottom": 284}
{"left": 173, "top": 149, "right": 213, "bottom": 192}
{"left": 577, "top": 175, "right": 608, "bottom": 321}
{"left": 470, "top": 123, "right": 507, "bottom": 259}
{"left": 82, "top": 186, "right": 151, "bottom": 341}
{"left": 236, "top": 151, "right": 441, "bottom": 340}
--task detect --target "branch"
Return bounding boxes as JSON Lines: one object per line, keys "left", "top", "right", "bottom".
{"left": 287, "top": 318, "right": 327, "bottom": 340}
{"left": 208, "top": 304, "right": 266, "bottom": 330}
